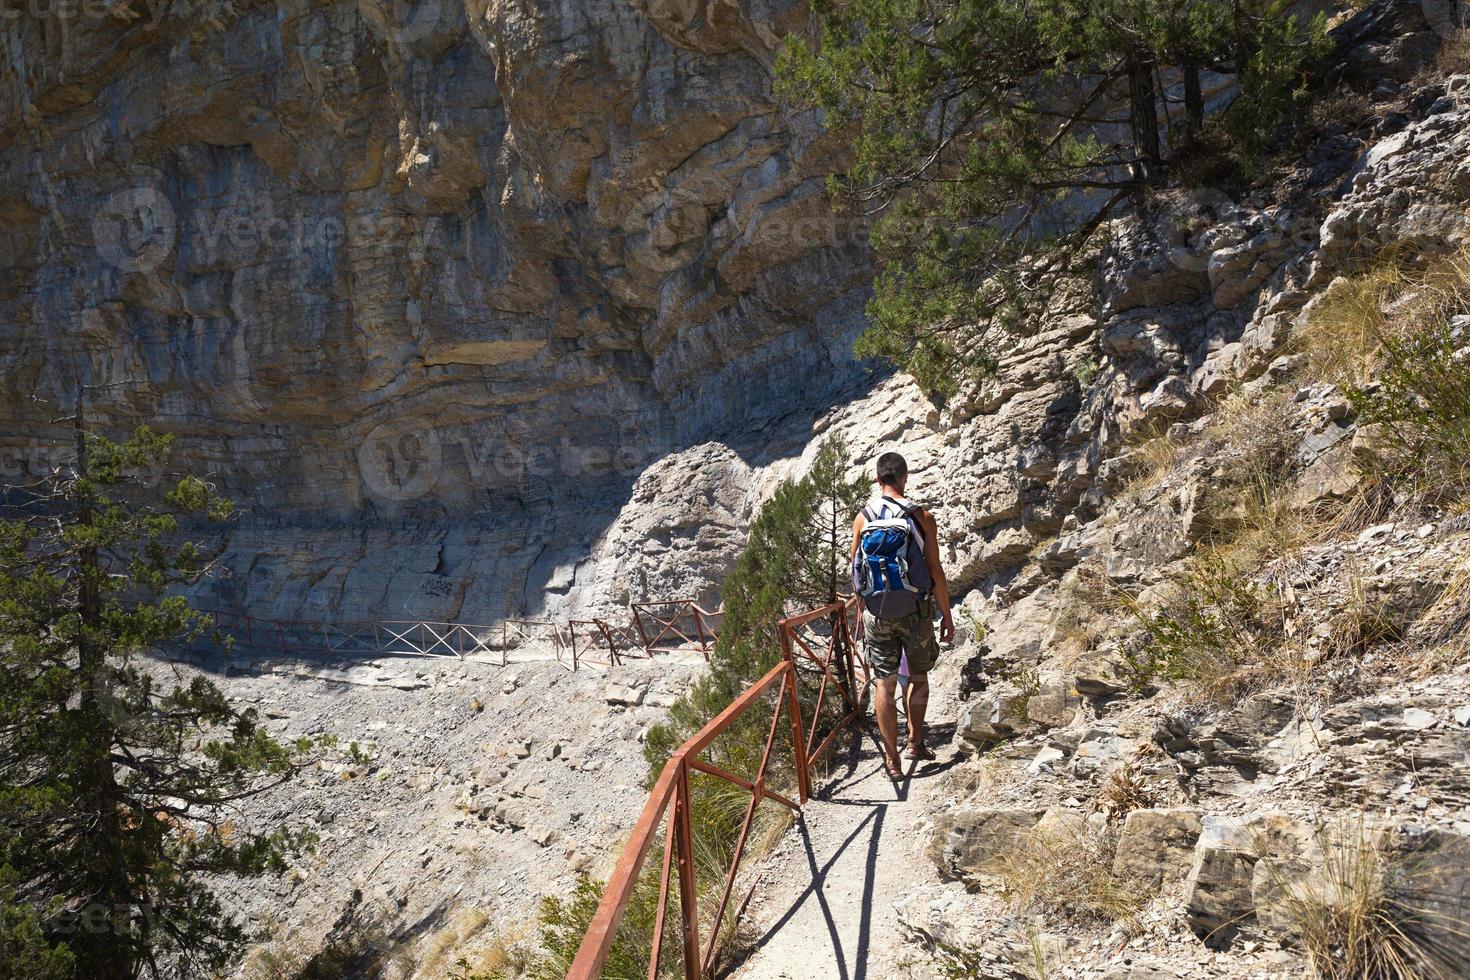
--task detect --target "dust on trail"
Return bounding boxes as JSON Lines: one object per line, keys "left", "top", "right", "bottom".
{"left": 729, "top": 659, "right": 965, "bottom": 979}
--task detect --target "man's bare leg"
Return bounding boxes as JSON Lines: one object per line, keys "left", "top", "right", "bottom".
{"left": 873, "top": 675, "right": 902, "bottom": 773}
{"left": 905, "top": 673, "right": 930, "bottom": 755}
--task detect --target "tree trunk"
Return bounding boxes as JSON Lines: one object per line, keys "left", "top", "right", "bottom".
{"left": 1233, "top": 0, "right": 1249, "bottom": 86}
{"left": 72, "top": 395, "right": 134, "bottom": 980}
{"left": 1127, "top": 51, "right": 1164, "bottom": 189}
{"left": 1184, "top": 64, "right": 1204, "bottom": 134}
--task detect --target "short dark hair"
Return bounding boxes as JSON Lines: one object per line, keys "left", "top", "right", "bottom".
{"left": 876, "top": 452, "right": 907, "bottom": 486}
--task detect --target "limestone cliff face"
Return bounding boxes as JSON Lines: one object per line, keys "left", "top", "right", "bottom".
{"left": 0, "top": 0, "right": 867, "bottom": 618}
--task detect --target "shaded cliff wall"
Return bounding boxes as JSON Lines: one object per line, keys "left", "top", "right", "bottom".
{"left": 0, "top": 0, "right": 873, "bottom": 619}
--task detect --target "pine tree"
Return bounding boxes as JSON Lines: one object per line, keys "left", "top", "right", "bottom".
{"left": 0, "top": 407, "right": 316, "bottom": 978}
{"left": 643, "top": 434, "right": 868, "bottom": 769}
{"left": 777, "top": 0, "right": 1328, "bottom": 397}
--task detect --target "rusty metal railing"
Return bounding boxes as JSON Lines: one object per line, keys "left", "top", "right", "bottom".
{"left": 197, "top": 596, "right": 714, "bottom": 670}
{"left": 568, "top": 618, "right": 633, "bottom": 670}
{"left": 500, "top": 619, "right": 570, "bottom": 667}
{"left": 201, "top": 611, "right": 506, "bottom": 660}
{"left": 779, "top": 595, "right": 867, "bottom": 766}
{"left": 631, "top": 600, "right": 722, "bottom": 658}
{"left": 567, "top": 596, "right": 865, "bottom": 980}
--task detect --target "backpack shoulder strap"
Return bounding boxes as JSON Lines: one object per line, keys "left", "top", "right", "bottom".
{"left": 881, "top": 495, "right": 927, "bottom": 544}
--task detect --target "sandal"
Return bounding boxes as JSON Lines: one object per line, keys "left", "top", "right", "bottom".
{"left": 905, "top": 744, "right": 937, "bottom": 761}
{"left": 884, "top": 758, "right": 905, "bottom": 779}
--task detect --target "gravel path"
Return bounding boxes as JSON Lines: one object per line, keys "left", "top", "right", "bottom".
{"left": 729, "top": 660, "right": 965, "bottom": 979}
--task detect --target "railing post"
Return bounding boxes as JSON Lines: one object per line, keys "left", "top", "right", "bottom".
{"left": 780, "top": 631, "right": 812, "bottom": 804}
{"left": 693, "top": 604, "right": 708, "bottom": 654}
{"left": 598, "top": 619, "right": 620, "bottom": 666}
{"left": 632, "top": 603, "right": 652, "bottom": 651}
{"left": 832, "top": 608, "right": 854, "bottom": 711}
{"left": 674, "top": 762, "right": 701, "bottom": 980}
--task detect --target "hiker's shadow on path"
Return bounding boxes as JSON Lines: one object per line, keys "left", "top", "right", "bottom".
{"left": 741, "top": 806, "right": 886, "bottom": 980}
{"left": 816, "top": 720, "right": 961, "bottom": 802}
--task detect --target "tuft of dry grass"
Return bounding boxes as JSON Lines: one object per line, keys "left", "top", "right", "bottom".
{"left": 1119, "top": 428, "right": 1187, "bottom": 495}
{"left": 1095, "top": 762, "right": 1160, "bottom": 821}
{"left": 1270, "top": 826, "right": 1468, "bottom": 980}
{"left": 1431, "top": 28, "right": 1470, "bottom": 78}
{"left": 1404, "top": 546, "right": 1470, "bottom": 668}
{"left": 1294, "top": 246, "right": 1470, "bottom": 390}
{"left": 1053, "top": 564, "right": 1133, "bottom": 658}
{"left": 1307, "top": 86, "right": 1376, "bottom": 135}
{"left": 993, "top": 821, "right": 1146, "bottom": 924}
{"left": 1295, "top": 261, "right": 1412, "bottom": 388}
{"left": 416, "top": 908, "right": 495, "bottom": 979}
{"left": 1321, "top": 568, "right": 1406, "bottom": 662}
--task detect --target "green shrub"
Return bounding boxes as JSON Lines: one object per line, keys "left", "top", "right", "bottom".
{"left": 1121, "top": 556, "right": 1290, "bottom": 700}
{"left": 1351, "top": 318, "right": 1470, "bottom": 501}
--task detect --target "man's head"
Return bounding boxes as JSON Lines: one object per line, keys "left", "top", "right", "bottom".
{"left": 875, "top": 451, "right": 908, "bottom": 493}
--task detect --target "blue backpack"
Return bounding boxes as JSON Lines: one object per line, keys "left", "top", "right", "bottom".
{"left": 852, "top": 496, "right": 931, "bottom": 619}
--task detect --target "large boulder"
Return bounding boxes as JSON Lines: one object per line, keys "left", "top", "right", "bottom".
{"left": 927, "top": 808, "right": 1046, "bottom": 885}
{"left": 1183, "top": 813, "right": 1315, "bottom": 948}
{"left": 1112, "top": 808, "right": 1203, "bottom": 892}
{"left": 956, "top": 691, "right": 1031, "bottom": 750}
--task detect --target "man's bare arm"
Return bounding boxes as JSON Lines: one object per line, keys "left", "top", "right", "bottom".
{"left": 919, "top": 509, "right": 954, "bottom": 642}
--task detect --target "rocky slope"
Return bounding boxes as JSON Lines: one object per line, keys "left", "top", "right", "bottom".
{"left": 191, "top": 644, "right": 706, "bottom": 977}
{"left": 876, "top": 59, "right": 1470, "bottom": 980}
{"left": 574, "top": 22, "right": 1470, "bottom": 976}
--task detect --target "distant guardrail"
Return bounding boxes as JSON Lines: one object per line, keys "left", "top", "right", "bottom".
{"left": 194, "top": 598, "right": 722, "bottom": 670}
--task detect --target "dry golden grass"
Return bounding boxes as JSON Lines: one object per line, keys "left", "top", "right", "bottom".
{"left": 1271, "top": 825, "right": 1469, "bottom": 980}
{"left": 993, "top": 821, "right": 1146, "bottom": 924}
{"left": 1295, "top": 262, "right": 1409, "bottom": 387}
{"left": 442, "top": 924, "right": 535, "bottom": 980}
{"left": 1431, "top": 28, "right": 1470, "bottom": 77}
{"left": 1294, "top": 246, "right": 1470, "bottom": 389}
{"left": 1400, "top": 543, "right": 1470, "bottom": 671}
{"left": 1119, "top": 429, "right": 1186, "bottom": 496}
{"left": 414, "top": 908, "right": 494, "bottom": 980}
{"left": 1053, "top": 565, "right": 1131, "bottom": 657}
{"left": 1307, "top": 85, "right": 1375, "bottom": 134}
{"left": 1321, "top": 567, "right": 1406, "bottom": 662}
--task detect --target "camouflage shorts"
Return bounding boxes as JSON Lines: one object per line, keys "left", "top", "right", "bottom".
{"left": 863, "top": 602, "right": 939, "bottom": 679}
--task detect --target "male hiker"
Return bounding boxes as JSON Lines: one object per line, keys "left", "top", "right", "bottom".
{"left": 850, "top": 451, "right": 954, "bottom": 777}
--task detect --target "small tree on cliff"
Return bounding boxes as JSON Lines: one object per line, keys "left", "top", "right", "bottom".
{"left": 644, "top": 434, "right": 868, "bottom": 767}
{"left": 777, "top": 0, "right": 1328, "bottom": 396}
{"left": 0, "top": 408, "right": 314, "bottom": 979}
